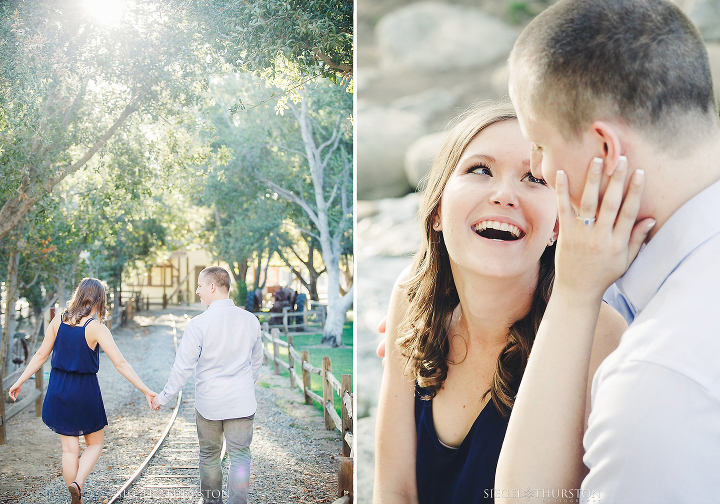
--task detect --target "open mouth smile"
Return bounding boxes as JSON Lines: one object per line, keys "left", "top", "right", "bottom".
{"left": 472, "top": 220, "right": 525, "bottom": 241}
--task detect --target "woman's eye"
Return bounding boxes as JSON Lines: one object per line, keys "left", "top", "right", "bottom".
{"left": 523, "top": 172, "right": 547, "bottom": 185}
{"left": 469, "top": 165, "right": 491, "bottom": 176}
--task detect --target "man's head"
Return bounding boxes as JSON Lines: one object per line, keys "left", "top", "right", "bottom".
{"left": 509, "top": 0, "right": 718, "bottom": 208}
{"left": 196, "top": 266, "right": 231, "bottom": 305}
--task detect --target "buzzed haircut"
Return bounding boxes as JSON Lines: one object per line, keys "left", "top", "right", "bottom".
{"left": 511, "top": 0, "right": 717, "bottom": 147}
{"left": 200, "top": 266, "right": 231, "bottom": 292}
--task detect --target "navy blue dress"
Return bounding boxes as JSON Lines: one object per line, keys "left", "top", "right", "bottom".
{"left": 42, "top": 315, "right": 108, "bottom": 436}
{"left": 415, "top": 381, "right": 518, "bottom": 503}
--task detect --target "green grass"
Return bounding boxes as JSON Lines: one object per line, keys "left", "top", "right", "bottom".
{"left": 262, "top": 321, "right": 353, "bottom": 418}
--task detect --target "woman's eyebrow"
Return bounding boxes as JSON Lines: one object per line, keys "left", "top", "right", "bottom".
{"left": 462, "top": 154, "right": 496, "bottom": 164}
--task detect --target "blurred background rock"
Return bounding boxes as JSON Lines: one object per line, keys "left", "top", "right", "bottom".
{"left": 357, "top": 1, "right": 720, "bottom": 502}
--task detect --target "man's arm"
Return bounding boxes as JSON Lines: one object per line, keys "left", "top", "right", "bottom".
{"left": 156, "top": 320, "right": 202, "bottom": 406}
{"left": 251, "top": 322, "right": 263, "bottom": 383}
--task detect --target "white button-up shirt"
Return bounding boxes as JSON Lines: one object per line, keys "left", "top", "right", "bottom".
{"left": 581, "top": 179, "right": 720, "bottom": 503}
{"left": 156, "top": 299, "right": 263, "bottom": 420}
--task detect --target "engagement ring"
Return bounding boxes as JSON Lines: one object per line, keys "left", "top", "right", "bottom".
{"left": 576, "top": 215, "right": 597, "bottom": 225}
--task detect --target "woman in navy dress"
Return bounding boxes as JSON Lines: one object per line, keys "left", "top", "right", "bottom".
{"left": 9, "top": 278, "right": 157, "bottom": 504}
{"left": 373, "top": 102, "right": 629, "bottom": 503}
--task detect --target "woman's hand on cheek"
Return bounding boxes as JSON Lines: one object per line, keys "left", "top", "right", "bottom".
{"left": 554, "top": 156, "right": 656, "bottom": 303}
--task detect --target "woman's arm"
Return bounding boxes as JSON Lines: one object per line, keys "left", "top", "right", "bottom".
{"left": 373, "top": 266, "right": 420, "bottom": 504}
{"left": 8, "top": 313, "right": 62, "bottom": 401}
{"left": 494, "top": 158, "right": 654, "bottom": 500}
{"left": 583, "top": 303, "right": 626, "bottom": 433}
{"left": 88, "top": 322, "right": 156, "bottom": 407}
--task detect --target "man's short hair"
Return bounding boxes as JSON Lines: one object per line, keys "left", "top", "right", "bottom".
{"left": 510, "top": 0, "right": 717, "bottom": 148}
{"left": 200, "top": 266, "right": 231, "bottom": 292}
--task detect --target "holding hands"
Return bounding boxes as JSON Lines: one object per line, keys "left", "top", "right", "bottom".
{"left": 554, "top": 156, "right": 656, "bottom": 304}
{"left": 146, "top": 391, "right": 161, "bottom": 411}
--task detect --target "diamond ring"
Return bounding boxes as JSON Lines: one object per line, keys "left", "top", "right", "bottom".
{"left": 576, "top": 216, "right": 596, "bottom": 225}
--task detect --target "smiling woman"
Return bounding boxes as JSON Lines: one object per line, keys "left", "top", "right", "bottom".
{"left": 373, "top": 100, "right": 560, "bottom": 504}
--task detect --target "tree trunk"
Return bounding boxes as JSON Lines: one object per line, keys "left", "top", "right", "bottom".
{"left": 320, "top": 250, "right": 354, "bottom": 346}
{"left": 306, "top": 245, "right": 321, "bottom": 301}
{"left": 57, "top": 277, "right": 67, "bottom": 310}
{"left": 0, "top": 251, "right": 20, "bottom": 376}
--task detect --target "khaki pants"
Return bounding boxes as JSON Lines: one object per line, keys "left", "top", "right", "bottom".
{"left": 196, "top": 409, "right": 254, "bottom": 504}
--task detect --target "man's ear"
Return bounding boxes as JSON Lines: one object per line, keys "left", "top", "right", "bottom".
{"left": 591, "top": 121, "right": 622, "bottom": 173}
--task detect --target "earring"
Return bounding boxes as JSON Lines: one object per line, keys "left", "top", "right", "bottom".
{"left": 548, "top": 237, "right": 556, "bottom": 246}
{"left": 434, "top": 222, "right": 440, "bottom": 230}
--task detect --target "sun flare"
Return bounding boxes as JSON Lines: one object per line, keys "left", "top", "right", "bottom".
{"left": 82, "top": 0, "right": 126, "bottom": 25}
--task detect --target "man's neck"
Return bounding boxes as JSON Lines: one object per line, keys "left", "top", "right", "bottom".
{"left": 208, "top": 295, "right": 230, "bottom": 305}
{"left": 628, "top": 130, "right": 720, "bottom": 241}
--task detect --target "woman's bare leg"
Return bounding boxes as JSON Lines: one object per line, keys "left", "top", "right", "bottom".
{"left": 75, "top": 428, "right": 105, "bottom": 490}
{"left": 59, "top": 435, "right": 80, "bottom": 487}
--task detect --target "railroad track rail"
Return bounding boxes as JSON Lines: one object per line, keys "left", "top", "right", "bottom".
{"left": 108, "top": 313, "right": 226, "bottom": 504}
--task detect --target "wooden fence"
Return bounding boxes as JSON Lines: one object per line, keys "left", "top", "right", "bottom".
{"left": 261, "top": 323, "right": 354, "bottom": 503}
{"left": 0, "top": 298, "right": 135, "bottom": 444}
{"left": 253, "top": 306, "right": 326, "bottom": 335}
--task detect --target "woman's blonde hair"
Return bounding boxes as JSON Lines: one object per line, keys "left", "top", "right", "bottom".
{"left": 63, "top": 278, "right": 107, "bottom": 326}
{"left": 397, "top": 100, "right": 556, "bottom": 416}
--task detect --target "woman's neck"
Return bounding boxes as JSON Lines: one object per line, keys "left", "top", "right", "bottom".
{"left": 450, "top": 263, "right": 539, "bottom": 349}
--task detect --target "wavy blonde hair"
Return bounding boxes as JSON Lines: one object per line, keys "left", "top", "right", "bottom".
{"left": 397, "top": 100, "right": 556, "bottom": 416}
{"left": 63, "top": 278, "right": 107, "bottom": 326}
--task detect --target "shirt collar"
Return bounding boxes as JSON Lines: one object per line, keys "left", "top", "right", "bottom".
{"left": 617, "top": 178, "right": 720, "bottom": 313}
{"left": 209, "top": 298, "right": 235, "bottom": 309}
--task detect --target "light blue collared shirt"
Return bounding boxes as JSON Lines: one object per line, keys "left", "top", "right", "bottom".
{"left": 581, "top": 178, "right": 720, "bottom": 502}
{"left": 156, "top": 299, "right": 263, "bottom": 420}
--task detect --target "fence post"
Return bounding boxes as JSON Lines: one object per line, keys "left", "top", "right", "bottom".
{"left": 287, "top": 334, "right": 295, "bottom": 389}
{"left": 0, "top": 373, "right": 6, "bottom": 444}
{"left": 261, "top": 322, "right": 269, "bottom": 366}
{"left": 106, "top": 305, "right": 113, "bottom": 329}
{"left": 301, "top": 350, "right": 311, "bottom": 405}
{"left": 162, "top": 293, "right": 168, "bottom": 309}
{"left": 341, "top": 374, "right": 352, "bottom": 457}
{"left": 271, "top": 328, "right": 280, "bottom": 375}
{"left": 127, "top": 297, "right": 134, "bottom": 323}
{"left": 322, "top": 356, "right": 333, "bottom": 430}
{"left": 146, "top": 295, "right": 150, "bottom": 311}
{"left": 282, "top": 306, "right": 289, "bottom": 335}
{"left": 338, "top": 457, "right": 353, "bottom": 500}
{"left": 35, "top": 363, "right": 44, "bottom": 416}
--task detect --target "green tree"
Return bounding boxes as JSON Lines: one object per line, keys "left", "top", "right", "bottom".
{"left": 0, "top": 0, "right": 215, "bottom": 240}
{"left": 258, "top": 80, "right": 353, "bottom": 346}
{"left": 191, "top": 0, "right": 353, "bottom": 79}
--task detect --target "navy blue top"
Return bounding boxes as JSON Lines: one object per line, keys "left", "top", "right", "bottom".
{"left": 50, "top": 315, "right": 100, "bottom": 373}
{"left": 42, "top": 314, "right": 107, "bottom": 436}
{"left": 415, "top": 382, "right": 518, "bottom": 503}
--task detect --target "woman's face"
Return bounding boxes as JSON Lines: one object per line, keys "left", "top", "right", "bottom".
{"left": 436, "top": 119, "right": 557, "bottom": 279}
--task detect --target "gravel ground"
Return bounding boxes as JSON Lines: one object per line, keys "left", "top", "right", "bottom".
{"left": 0, "top": 307, "right": 341, "bottom": 504}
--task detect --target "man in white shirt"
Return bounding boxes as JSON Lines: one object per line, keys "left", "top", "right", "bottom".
{"left": 152, "top": 266, "right": 263, "bottom": 504}
{"left": 493, "top": 0, "right": 720, "bottom": 502}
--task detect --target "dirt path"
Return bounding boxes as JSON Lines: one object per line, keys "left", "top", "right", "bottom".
{"left": 0, "top": 308, "right": 341, "bottom": 503}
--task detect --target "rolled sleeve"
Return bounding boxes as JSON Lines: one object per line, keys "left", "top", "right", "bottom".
{"left": 158, "top": 321, "right": 202, "bottom": 405}
{"left": 582, "top": 361, "right": 720, "bottom": 503}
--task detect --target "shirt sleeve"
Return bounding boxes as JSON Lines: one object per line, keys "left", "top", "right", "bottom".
{"left": 156, "top": 320, "right": 202, "bottom": 405}
{"left": 251, "top": 321, "right": 263, "bottom": 383}
{"left": 581, "top": 360, "right": 720, "bottom": 503}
